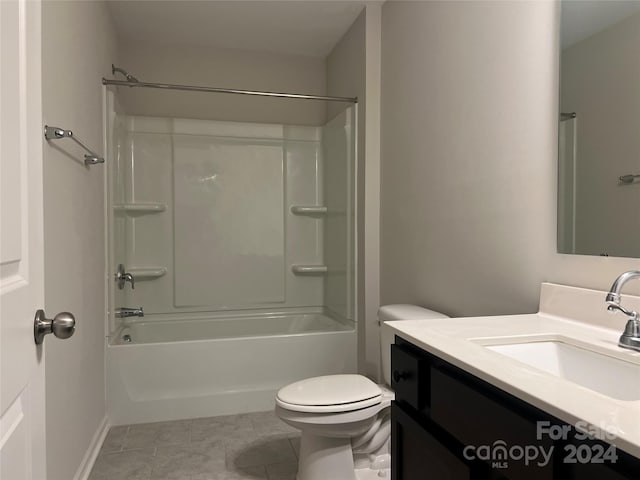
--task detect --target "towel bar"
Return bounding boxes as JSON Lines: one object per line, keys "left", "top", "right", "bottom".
{"left": 44, "top": 125, "right": 104, "bottom": 166}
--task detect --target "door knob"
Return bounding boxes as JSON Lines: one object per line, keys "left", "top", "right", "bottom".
{"left": 34, "top": 309, "right": 76, "bottom": 344}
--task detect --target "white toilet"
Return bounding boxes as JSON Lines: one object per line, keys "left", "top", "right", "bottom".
{"left": 275, "top": 304, "right": 449, "bottom": 480}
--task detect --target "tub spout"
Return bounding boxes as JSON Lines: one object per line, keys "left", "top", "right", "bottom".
{"left": 115, "top": 307, "right": 144, "bottom": 318}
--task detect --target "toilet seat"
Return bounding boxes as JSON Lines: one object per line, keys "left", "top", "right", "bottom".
{"left": 276, "top": 374, "right": 382, "bottom": 413}
{"left": 276, "top": 395, "right": 382, "bottom": 413}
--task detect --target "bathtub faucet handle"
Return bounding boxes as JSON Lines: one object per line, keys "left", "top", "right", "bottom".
{"left": 116, "top": 264, "right": 135, "bottom": 290}
{"left": 124, "top": 273, "right": 135, "bottom": 290}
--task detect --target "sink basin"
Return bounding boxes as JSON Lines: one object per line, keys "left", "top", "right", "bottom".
{"left": 486, "top": 341, "right": 640, "bottom": 401}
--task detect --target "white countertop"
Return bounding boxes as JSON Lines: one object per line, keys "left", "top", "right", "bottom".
{"left": 383, "top": 283, "right": 640, "bottom": 458}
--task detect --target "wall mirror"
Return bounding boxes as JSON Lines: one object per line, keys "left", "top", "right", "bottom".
{"left": 558, "top": 1, "right": 640, "bottom": 258}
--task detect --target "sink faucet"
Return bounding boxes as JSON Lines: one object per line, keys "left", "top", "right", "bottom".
{"left": 606, "top": 270, "right": 640, "bottom": 352}
{"left": 115, "top": 307, "right": 144, "bottom": 319}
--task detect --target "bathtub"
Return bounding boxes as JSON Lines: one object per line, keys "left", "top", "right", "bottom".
{"left": 106, "top": 310, "right": 356, "bottom": 425}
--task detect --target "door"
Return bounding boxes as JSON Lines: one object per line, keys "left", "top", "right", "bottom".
{"left": 0, "top": 0, "right": 46, "bottom": 479}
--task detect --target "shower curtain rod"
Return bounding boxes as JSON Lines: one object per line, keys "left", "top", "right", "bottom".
{"left": 102, "top": 78, "right": 358, "bottom": 104}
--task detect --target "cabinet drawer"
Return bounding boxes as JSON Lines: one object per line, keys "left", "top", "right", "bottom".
{"left": 430, "top": 367, "right": 554, "bottom": 480}
{"left": 391, "top": 344, "right": 430, "bottom": 411}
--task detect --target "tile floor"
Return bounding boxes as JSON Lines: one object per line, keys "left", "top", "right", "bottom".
{"left": 89, "top": 410, "right": 301, "bottom": 480}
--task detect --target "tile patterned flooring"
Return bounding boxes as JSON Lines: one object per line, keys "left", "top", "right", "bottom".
{"left": 89, "top": 411, "right": 301, "bottom": 480}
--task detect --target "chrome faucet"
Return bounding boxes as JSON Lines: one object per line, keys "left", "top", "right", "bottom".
{"left": 115, "top": 307, "right": 144, "bottom": 319}
{"left": 606, "top": 270, "right": 640, "bottom": 352}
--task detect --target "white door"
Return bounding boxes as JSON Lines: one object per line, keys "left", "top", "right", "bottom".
{"left": 0, "top": 0, "right": 47, "bottom": 479}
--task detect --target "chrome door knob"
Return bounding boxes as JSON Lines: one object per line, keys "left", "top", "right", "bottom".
{"left": 34, "top": 309, "right": 76, "bottom": 345}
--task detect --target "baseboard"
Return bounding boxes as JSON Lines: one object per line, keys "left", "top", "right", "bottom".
{"left": 73, "top": 415, "right": 109, "bottom": 480}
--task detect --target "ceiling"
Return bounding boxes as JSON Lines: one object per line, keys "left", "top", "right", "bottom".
{"left": 106, "top": 1, "right": 370, "bottom": 58}
{"left": 561, "top": 0, "right": 640, "bottom": 48}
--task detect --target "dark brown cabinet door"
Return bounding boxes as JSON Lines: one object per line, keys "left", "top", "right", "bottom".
{"left": 391, "top": 344, "right": 430, "bottom": 413}
{"left": 430, "top": 367, "right": 554, "bottom": 480}
{"left": 392, "top": 404, "right": 472, "bottom": 480}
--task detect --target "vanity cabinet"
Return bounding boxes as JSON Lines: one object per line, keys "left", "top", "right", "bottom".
{"left": 391, "top": 337, "right": 640, "bottom": 480}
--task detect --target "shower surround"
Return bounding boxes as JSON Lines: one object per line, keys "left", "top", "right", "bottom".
{"left": 105, "top": 97, "right": 356, "bottom": 424}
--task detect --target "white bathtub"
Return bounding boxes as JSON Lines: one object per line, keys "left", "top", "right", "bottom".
{"left": 106, "top": 311, "right": 356, "bottom": 425}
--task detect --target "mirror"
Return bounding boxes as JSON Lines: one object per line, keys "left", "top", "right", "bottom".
{"left": 558, "top": 1, "right": 640, "bottom": 258}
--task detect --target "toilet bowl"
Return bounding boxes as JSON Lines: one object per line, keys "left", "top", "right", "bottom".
{"left": 275, "top": 305, "right": 449, "bottom": 480}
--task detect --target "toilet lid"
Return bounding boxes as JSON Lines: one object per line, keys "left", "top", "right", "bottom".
{"left": 276, "top": 374, "right": 382, "bottom": 413}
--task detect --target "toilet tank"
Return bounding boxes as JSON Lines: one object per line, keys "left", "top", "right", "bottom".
{"left": 379, "top": 304, "right": 449, "bottom": 386}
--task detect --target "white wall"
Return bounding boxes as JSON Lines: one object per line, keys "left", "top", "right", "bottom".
{"left": 42, "top": 1, "right": 117, "bottom": 479}
{"left": 326, "top": 5, "right": 382, "bottom": 378}
{"left": 561, "top": 12, "right": 640, "bottom": 258}
{"left": 380, "top": 0, "right": 640, "bottom": 321}
{"left": 117, "top": 43, "right": 327, "bottom": 126}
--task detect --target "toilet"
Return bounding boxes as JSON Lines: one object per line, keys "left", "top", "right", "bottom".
{"left": 275, "top": 304, "right": 449, "bottom": 480}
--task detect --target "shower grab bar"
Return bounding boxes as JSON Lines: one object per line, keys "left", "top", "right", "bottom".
{"left": 290, "top": 206, "right": 328, "bottom": 215}
{"left": 126, "top": 267, "right": 167, "bottom": 280}
{"left": 291, "top": 265, "right": 328, "bottom": 275}
{"left": 619, "top": 174, "right": 640, "bottom": 184}
{"left": 44, "top": 125, "right": 105, "bottom": 166}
